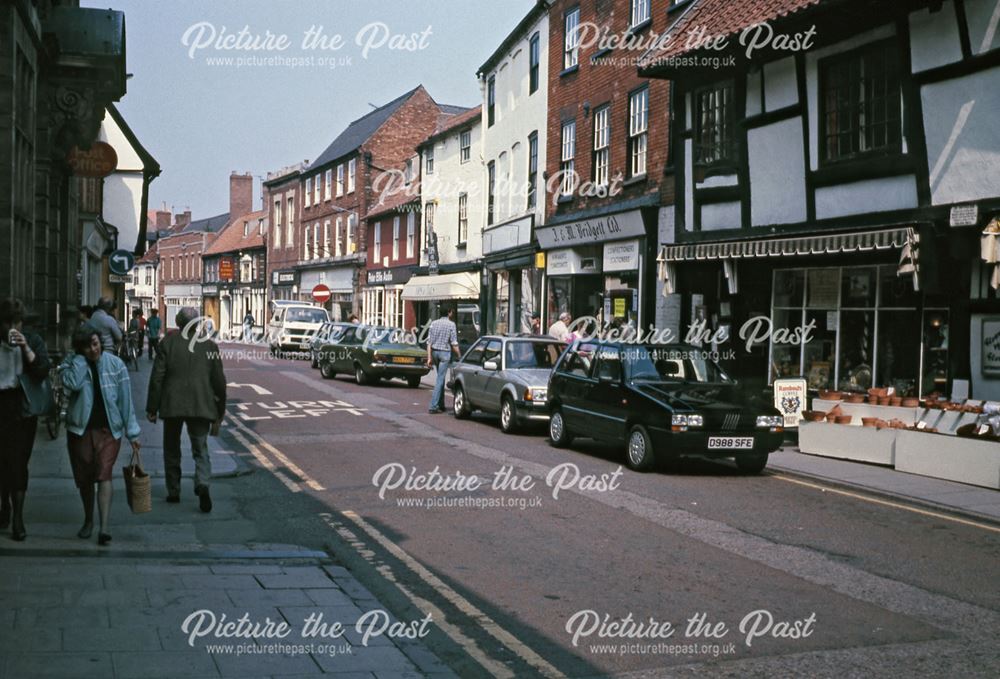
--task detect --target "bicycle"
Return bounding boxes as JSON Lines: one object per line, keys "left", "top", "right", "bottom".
{"left": 44, "top": 363, "right": 66, "bottom": 440}
{"left": 119, "top": 331, "right": 141, "bottom": 371}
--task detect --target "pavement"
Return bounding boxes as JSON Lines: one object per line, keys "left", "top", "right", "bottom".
{"left": 0, "top": 356, "right": 458, "bottom": 679}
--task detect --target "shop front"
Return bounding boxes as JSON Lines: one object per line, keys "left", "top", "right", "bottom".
{"left": 401, "top": 269, "right": 482, "bottom": 348}
{"left": 536, "top": 208, "right": 653, "bottom": 332}
{"left": 202, "top": 285, "right": 219, "bottom": 329}
{"left": 270, "top": 270, "right": 298, "bottom": 303}
{"left": 163, "top": 284, "right": 202, "bottom": 329}
{"left": 483, "top": 215, "right": 541, "bottom": 335}
{"left": 363, "top": 266, "right": 413, "bottom": 328}
{"left": 298, "top": 264, "right": 355, "bottom": 321}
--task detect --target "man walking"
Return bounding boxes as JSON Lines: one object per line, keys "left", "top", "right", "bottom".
{"left": 146, "top": 309, "right": 161, "bottom": 359}
{"left": 548, "top": 312, "right": 572, "bottom": 342}
{"left": 128, "top": 308, "right": 146, "bottom": 356}
{"left": 425, "top": 307, "right": 460, "bottom": 414}
{"left": 242, "top": 311, "right": 254, "bottom": 343}
{"left": 89, "top": 298, "right": 123, "bottom": 352}
{"left": 145, "top": 307, "right": 227, "bottom": 512}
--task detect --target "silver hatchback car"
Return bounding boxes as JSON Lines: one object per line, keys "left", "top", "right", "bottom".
{"left": 449, "top": 335, "right": 566, "bottom": 433}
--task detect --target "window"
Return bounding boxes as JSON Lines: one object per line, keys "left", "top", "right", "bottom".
{"left": 593, "top": 105, "right": 610, "bottom": 186}
{"left": 335, "top": 217, "right": 343, "bottom": 256}
{"left": 560, "top": 120, "right": 576, "bottom": 196}
{"left": 460, "top": 130, "right": 471, "bottom": 163}
{"left": 313, "top": 175, "right": 320, "bottom": 204}
{"left": 392, "top": 216, "right": 400, "bottom": 259}
{"left": 325, "top": 170, "right": 332, "bottom": 200}
{"left": 313, "top": 223, "right": 320, "bottom": 259}
{"left": 424, "top": 201, "right": 435, "bottom": 248}
{"left": 405, "top": 158, "right": 414, "bottom": 183}
{"left": 258, "top": 218, "right": 264, "bottom": 235}
{"left": 487, "top": 161, "right": 496, "bottom": 226}
{"left": 324, "top": 220, "right": 330, "bottom": 256}
{"left": 458, "top": 193, "right": 468, "bottom": 244}
{"left": 629, "top": 88, "right": 649, "bottom": 177}
{"left": 821, "top": 41, "right": 902, "bottom": 163}
{"left": 286, "top": 196, "right": 294, "bottom": 246}
{"left": 145, "top": 268, "right": 152, "bottom": 286}
{"left": 406, "top": 212, "right": 415, "bottom": 258}
{"left": 630, "top": 0, "right": 650, "bottom": 27}
{"left": 336, "top": 164, "right": 344, "bottom": 196}
{"left": 527, "top": 132, "right": 538, "bottom": 209}
{"left": 273, "top": 200, "right": 282, "bottom": 248}
{"left": 425, "top": 146, "right": 435, "bottom": 175}
{"left": 487, "top": 76, "right": 496, "bottom": 127}
{"left": 347, "top": 214, "right": 356, "bottom": 252}
{"left": 695, "top": 82, "right": 736, "bottom": 165}
{"left": 347, "top": 158, "right": 356, "bottom": 193}
{"left": 529, "top": 33, "right": 540, "bottom": 94}
{"left": 464, "top": 339, "right": 487, "bottom": 366}
{"left": 304, "top": 178, "right": 312, "bottom": 207}
{"left": 373, "top": 221, "right": 381, "bottom": 262}
{"left": 243, "top": 221, "right": 249, "bottom": 237}
{"left": 564, "top": 7, "right": 580, "bottom": 70}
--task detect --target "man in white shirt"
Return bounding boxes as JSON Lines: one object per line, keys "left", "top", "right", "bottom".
{"left": 548, "top": 312, "right": 572, "bottom": 342}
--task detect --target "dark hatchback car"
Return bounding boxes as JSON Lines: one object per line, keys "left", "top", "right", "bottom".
{"left": 547, "top": 341, "right": 784, "bottom": 473}
{"left": 318, "top": 325, "right": 429, "bottom": 387}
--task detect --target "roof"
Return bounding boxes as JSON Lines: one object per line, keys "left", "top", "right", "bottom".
{"left": 204, "top": 209, "right": 268, "bottom": 255}
{"left": 137, "top": 242, "right": 158, "bottom": 264}
{"left": 365, "top": 170, "right": 420, "bottom": 220}
{"left": 477, "top": 0, "right": 547, "bottom": 77}
{"left": 308, "top": 86, "right": 426, "bottom": 171}
{"left": 639, "top": 0, "right": 822, "bottom": 67}
{"left": 419, "top": 105, "right": 482, "bottom": 148}
{"left": 182, "top": 211, "right": 230, "bottom": 234}
{"left": 438, "top": 104, "right": 471, "bottom": 115}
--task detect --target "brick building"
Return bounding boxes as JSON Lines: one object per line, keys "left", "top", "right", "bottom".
{"left": 262, "top": 162, "right": 307, "bottom": 305}
{"left": 202, "top": 208, "right": 267, "bottom": 337}
{"left": 541, "top": 0, "right": 677, "bottom": 332}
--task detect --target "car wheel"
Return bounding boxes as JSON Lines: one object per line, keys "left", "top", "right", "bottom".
{"left": 453, "top": 385, "right": 471, "bottom": 419}
{"left": 548, "top": 407, "right": 573, "bottom": 447}
{"left": 499, "top": 396, "right": 519, "bottom": 434}
{"left": 355, "top": 365, "right": 370, "bottom": 385}
{"left": 736, "top": 453, "right": 768, "bottom": 475}
{"left": 406, "top": 375, "right": 421, "bottom": 388}
{"left": 626, "top": 424, "right": 656, "bottom": 472}
{"left": 320, "top": 362, "right": 336, "bottom": 380}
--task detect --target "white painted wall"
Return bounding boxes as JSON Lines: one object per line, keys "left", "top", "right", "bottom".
{"left": 749, "top": 117, "right": 808, "bottom": 226}
{"left": 763, "top": 57, "right": 798, "bottom": 111}
{"left": 481, "top": 11, "right": 548, "bottom": 233}
{"left": 815, "top": 175, "right": 919, "bottom": 219}
{"left": 701, "top": 201, "right": 741, "bottom": 231}
{"left": 684, "top": 139, "right": 694, "bottom": 231}
{"left": 909, "top": 1, "right": 964, "bottom": 73}
{"left": 98, "top": 109, "right": 147, "bottom": 253}
{"left": 971, "top": 313, "right": 1000, "bottom": 400}
{"left": 922, "top": 65, "right": 1000, "bottom": 206}
{"left": 964, "top": 0, "right": 1000, "bottom": 55}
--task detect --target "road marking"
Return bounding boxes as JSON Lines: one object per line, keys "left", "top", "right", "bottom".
{"left": 771, "top": 474, "right": 1000, "bottom": 534}
{"left": 223, "top": 413, "right": 325, "bottom": 491}
{"left": 336, "top": 510, "right": 564, "bottom": 679}
{"left": 227, "top": 382, "right": 273, "bottom": 395}
{"left": 223, "top": 418, "right": 302, "bottom": 493}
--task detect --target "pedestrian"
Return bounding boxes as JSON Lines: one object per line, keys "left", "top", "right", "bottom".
{"left": 0, "top": 299, "right": 50, "bottom": 542}
{"left": 59, "top": 323, "right": 141, "bottom": 546}
{"left": 128, "top": 308, "right": 145, "bottom": 356}
{"left": 548, "top": 312, "right": 573, "bottom": 342}
{"left": 425, "top": 308, "right": 459, "bottom": 414}
{"left": 78, "top": 305, "right": 94, "bottom": 324}
{"left": 146, "top": 309, "right": 161, "bottom": 360}
{"left": 529, "top": 312, "right": 541, "bottom": 335}
{"left": 348, "top": 314, "right": 359, "bottom": 323}
{"left": 242, "top": 311, "right": 254, "bottom": 342}
{"left": 145, "top": 307, "right": 227, "bottom": 512}
{"left": 89, "top": 297, "right": 123, "bottom": 352}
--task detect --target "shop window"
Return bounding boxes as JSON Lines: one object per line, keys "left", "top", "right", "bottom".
{"left": 770, "top": 308, "right": 803, "bottom": 382}
{"left": 803, "top": 309, "right": 837, "bottom": 390}
{"left": 773, "top": 270, "right": 804, "bottom": 307}
{"left": 841, "top": 266, "right": 877, "bottom": 308}
{"left": 921, "top": 310, "right": 949, "bottom": 396}
{"left": 493, "top": 271, "right": 511, "bottom": 335}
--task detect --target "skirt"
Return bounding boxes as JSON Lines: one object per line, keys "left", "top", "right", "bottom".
{"left": 68, "top": 428, "right": 121, "bottom": 487}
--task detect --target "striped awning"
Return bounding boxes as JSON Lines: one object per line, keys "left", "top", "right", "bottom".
{"left": 657, "top": 227, "right": 915, "bottom": 262}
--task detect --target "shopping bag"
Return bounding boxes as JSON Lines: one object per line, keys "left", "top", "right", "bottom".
{"left": 122, "top": 447, "right": 152, "bottom": 514}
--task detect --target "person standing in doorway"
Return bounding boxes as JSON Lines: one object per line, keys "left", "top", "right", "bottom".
{"left": 146, "top": 307, "right": 227, "bottom": 512}
{"left": 146, "top": 309, "right": 161, "bottom": 360}
{"left": 425, "top": 308, "right": 459, "bottom": 414}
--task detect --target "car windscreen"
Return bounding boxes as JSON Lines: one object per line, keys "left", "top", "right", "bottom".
{"left": 504, "top": 341, "right": 563, "bottom": 369}
{"left": 285, "top": 308, "right": 327, "bottom": 323}
{"left": 626, "top": 346, "right": 733, "bottom": 384}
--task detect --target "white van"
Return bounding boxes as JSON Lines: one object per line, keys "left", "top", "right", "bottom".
{"left": 268, "top": 302, "right": 330, "bottom": 354}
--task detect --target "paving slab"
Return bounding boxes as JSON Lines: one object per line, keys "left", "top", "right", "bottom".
{"left": 62, "top": 626, "right": 162, "bottom": 652}
{"left": 5, "top": 651, "right": 114, "bottom": 678}
{"left": 111, "top": 649, "right": 220, "bottom": 678}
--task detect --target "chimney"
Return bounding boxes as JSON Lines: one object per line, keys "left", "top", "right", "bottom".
{"left": 230, "top": 171, "right": 254, "bottom": 219}
{"left": 155, "top": 208, "right": 172, "bottom": 229}
{"left": 175, "top": 210, "right": 192, "bottom": 229}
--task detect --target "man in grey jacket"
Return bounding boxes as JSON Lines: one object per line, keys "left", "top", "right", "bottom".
{"left": 145, "top": 307, "right": 227, "bottom": 512}
{"left": 89, "top": 298, "right": 123, "bottom": 352}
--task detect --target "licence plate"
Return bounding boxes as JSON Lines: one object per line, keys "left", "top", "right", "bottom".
{"left": 392, "top": 356, "right": 416, "bottom": 364}
{"left": 707, "top": 436, "right": 754, "bottom": 450}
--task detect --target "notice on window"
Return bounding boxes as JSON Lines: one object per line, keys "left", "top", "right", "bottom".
{"left": 807, "top": 269, "right": 839, "bottom": 308}
{"left": 613, "top": 297, "right": 626, "bottom": 318}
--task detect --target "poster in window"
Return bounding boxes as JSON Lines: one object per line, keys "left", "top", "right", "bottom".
{"left": 807, "top": 269, "right": 839, "bottom": 308}
{"left": 982, "top": 318, "right": 1000, "bottom": 377}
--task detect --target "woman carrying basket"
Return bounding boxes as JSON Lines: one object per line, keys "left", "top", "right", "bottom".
{"left": 59, "top": 324, "right": 141, "bottom": 545}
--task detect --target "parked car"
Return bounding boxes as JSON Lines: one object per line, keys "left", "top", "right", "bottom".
{"left": 268, "top": 303, "right": 330, "bottom": 355}
{"left": 450, "top": 335, "right": 565, "bottom": 433}
{"left": 547, "top": 341, "right": 785, "bottom": 473}
{"left": 309, "top": 322, "right": 355, "bottom": 368}
{"left": 319, "top": 325, "right": 430, "bottom": 387}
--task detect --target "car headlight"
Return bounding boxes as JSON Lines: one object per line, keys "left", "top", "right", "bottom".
{"left": 671, "top": 414, "right": 703, "bottom": 431}
{"left": 525, "top": 387, "right": 547, "bottom": 402}
{"left": 756, "top": 415, "right": 784, "bottom": 429}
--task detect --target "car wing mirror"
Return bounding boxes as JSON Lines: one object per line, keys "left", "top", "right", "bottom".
{"left": 598, "top": 374, "right": 619, "bottom": 385}
{"left": 483, "top": 360, "right": 499, "bottom": 371}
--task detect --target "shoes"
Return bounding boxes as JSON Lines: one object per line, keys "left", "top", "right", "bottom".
{"left": 11, "top": 529, "right": 25, "bottom": 542}
{"left": 78, "top": 523, "right": 93, "bottom": 539}
{"left": 98, "top": 533, "right": 112, "bottom": 546}
{"left": 166, "top": 494, "right": 180, "bottom": 504}
{"left": 195, "top": 485, "right": 212, "bottom": 513}
{"left": 428, "top": 408, "right": 443, "bottom": 414}
{"left": 0, "top": 503, "right": 9, "bottom": 530}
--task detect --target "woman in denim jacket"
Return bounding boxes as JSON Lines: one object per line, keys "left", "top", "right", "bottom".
{"left": 59, "top": 324, "right": 141, "bottom": 545}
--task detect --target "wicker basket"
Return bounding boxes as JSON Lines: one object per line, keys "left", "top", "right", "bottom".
{"left": 122, "top": 448, "right": 152, "bottom": 514}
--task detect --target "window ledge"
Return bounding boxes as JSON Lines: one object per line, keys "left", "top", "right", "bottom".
{"left": 591, "top": 47, "right": 613, "bottom": 62}
{"left": 559, "top": 64, "right": 580, "bottom": 78}
{"left": 668, "top": 0, "right": 694, "bottom": 15}
{"left": 456, "top": 242, "right": 467, "bottom": 249}
{"left": 622, "top": 174, "right": 647, "bottom": 187}
{"left": 557, "top": 194, "right": 574, "bottom": 204}
{"left": 626, "top": 18, "right": 652, "bottom": 37}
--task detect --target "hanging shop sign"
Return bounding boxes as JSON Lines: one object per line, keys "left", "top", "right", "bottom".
{"left": 219, "top": 257, "right": 235, "bottom": 282}
{"left": 67, "top": 142, "right": 118, "bottom": 178}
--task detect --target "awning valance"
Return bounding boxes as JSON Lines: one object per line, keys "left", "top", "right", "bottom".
{"left": 401, "top": 272, "right": 480, "bottom": 301}
{"left": 657, "top": 227, "right": 916, "bottom": 262}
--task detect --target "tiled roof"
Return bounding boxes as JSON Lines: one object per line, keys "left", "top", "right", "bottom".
{"left": 365, "top": 171, "right": 420, "bottom": 220}
{"left": 204, "top": 209, "right": 268, "bottom": 255}
{"left": 137, "top": 242, "right": 158, "bottom": 264}
{"left": 439, "top": 104, "right": 472, "bottom": 116}
{"left": 420, "top": 105, "right": 481, "bottom": 148}
{"left": 182, "top": 211, "right": 230, "bottom": 234}
{"left": 641, "top": 0, "right": 821, "bottom": 64}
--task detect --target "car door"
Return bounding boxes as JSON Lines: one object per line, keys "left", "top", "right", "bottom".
{"left": 477, "top": 340, "right": 504, "bottom": 413}
{"left": 333, "top": 327, "right": 358, "bottom": 372}
{"left": 458, "top": 339, "right": 488, "bottom": 408}
{"left": 559, "top": 342, "right": 599, "bottom": 431}
{"left": 590, "top": 345, "right": 628, "bottom": 443}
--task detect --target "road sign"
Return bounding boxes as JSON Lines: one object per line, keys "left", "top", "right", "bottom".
{"left": 312, "top": 284, "right": 332, "bottom": 303}
{"left": 108, "top": 249, "right": 135, "bottom": 275}
{"left": 108, "top": 273, "right": 130, "bottom": 284}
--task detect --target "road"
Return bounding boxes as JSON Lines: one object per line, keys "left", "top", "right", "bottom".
{"left": 217, "top": 347, "right": 1000, "bottom": 678}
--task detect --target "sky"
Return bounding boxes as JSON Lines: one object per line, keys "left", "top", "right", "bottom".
{"left": 83, "top": 0, "right": 536, "bottom": 220}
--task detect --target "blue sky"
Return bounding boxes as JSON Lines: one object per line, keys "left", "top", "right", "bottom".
{"left": 84, "top": 0, "right": 535, "bottom": 219}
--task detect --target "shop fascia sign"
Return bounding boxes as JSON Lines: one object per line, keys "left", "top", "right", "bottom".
{"left": 546, "top": 248, "right": 602, "bottom": 275}
{"left": 366, "top": 267, "right": 412, "bottom": 286}
{"left": 602, "top": 239, "right": 641, "bottom": 272}
{"left": 483, "top": 216, "right": 533, "bottom": 255}
{"left": 272, "top": 271, "right": 297, "bottom": 285}
{"left": 536, "top": 209, "right": 646, "bottom": 249}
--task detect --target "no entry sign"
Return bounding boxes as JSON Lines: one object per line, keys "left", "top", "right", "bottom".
{"left": 312, "top": 284, "right": 332, "bottom": 303}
